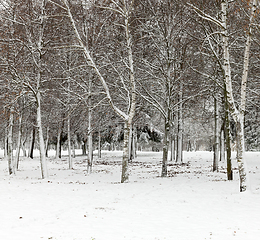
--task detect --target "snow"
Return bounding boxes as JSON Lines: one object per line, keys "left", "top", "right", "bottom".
{"left": 0, "top": 150, "right": 260, "bottom": 240}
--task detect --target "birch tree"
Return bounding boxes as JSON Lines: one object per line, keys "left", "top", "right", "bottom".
{"left": 188, "top": 0, "right": 259, "bottom": 191}
{"left": 47, "top": 0, "right": 137, "bottom": 183}
{"left": 0, "top": 0, "right": 56, "bottom": 178}
{"left": 137, "top": 0, "right": 199, "bottom": 176}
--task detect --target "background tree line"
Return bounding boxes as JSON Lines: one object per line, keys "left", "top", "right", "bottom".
{"left": 0, "top": 0, "right": 259, "bottom": 191}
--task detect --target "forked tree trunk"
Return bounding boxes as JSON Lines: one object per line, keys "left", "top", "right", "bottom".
{"left": 220, "top": 0, "right": 257, "bottom": 191}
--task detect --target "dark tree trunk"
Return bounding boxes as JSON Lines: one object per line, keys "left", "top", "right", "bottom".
{"left": 30, "top": 128, "right": 35, "bottom": 159}
{"left": 224, "top": 85, "right": 233, "bottom": 180}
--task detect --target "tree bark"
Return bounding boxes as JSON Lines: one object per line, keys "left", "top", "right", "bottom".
{"left": 45, "top": 126, "right": 49, "bottom": 157}
{"left": 56, "top": 123, "right": 62, "bottom": 160}
{"left": 121, "top": 122, "right": 131, "bottom": 183}
{"left": 220, "top": 0, "right": 257, "bottom": 191}
{"left": 14, "top": 114, "right": 22, "bottom": 171}
{"left": 7, "top": 108, "right": 14, "bottom": 175}
{"left": 224, "top": 86, "right": 233, "bottom": 180}
{"left": 213, "top": 97, "right": 219, "bottom": 172}
{"left": 68, "top": 117, "right": 72, "bottom": 169}
{"left": 236, "top": 118, "right": 248, "bottom": 192}
{"left": 30, "top": 128, "right": 35, "bottom": 159}
{"left": 220, "top": 125, "right": 225, "bottom": 162}
{"left": 54, "top": 0, "right": 136, "bottom": 183}
{"left": 36, "top": 92, "right": 48, "bottom": 179}
{"left": 176, "top": 81, "right": 183, "bottom": 163}
{"left": 161, "top": 119, "right": 169, "bottom": 177}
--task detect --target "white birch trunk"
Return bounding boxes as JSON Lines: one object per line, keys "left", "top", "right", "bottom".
{"left": 121, "top": 121, "right": 131, "bottom": 182}
{"left": 36, "top": 92, "right": 48, "bottom": 179}
{"left": 221, "top": 0, "right": 257, "bottom": 191}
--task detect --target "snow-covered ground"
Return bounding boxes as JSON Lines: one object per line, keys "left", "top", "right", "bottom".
{"left": 0, "top": 150, "right": 260, "bottom": 240}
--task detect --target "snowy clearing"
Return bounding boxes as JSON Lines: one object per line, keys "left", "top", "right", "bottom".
{"left": 0, "top": 150, "right": 260, "bottom": 240}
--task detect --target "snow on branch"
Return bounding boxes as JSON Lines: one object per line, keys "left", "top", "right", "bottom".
{"left": 187, "top": 3, "right": 225, "bottom": 29}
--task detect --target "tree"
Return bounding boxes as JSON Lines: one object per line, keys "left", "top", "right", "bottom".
{"left": 188, "top": 0, "right": 259, "bottom": 191}
{"left": 47, "top": 0, "right": 138, "bottom": 183}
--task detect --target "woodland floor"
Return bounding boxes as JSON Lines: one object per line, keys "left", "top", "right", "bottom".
{"left": 0, "top": 150, "right": 260, "bottom": 240}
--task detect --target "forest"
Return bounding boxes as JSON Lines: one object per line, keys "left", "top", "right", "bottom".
{"left": 0, "top": 0, "right": 260, "bottom": 192}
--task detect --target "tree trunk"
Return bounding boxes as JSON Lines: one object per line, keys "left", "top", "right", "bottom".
{"left": 4, "top": 126, "right": 8, "bottom": 158}
{"left": 98, "top": 130, "right": 101, "bottom": 159}
{"left": 68, "top": 117, "right": 72, "bottom": 169}
{"left": 56, "top": 123, "right": 62, "bottom": 160}
{"left": 121, "top": 122, "right": 131, "bottom": 183}
{"left": 176, "top": 81, "right": 183, "bottom": 163}
{"left": 82, "top": 140, "right": 87, "bottom": 155}
{"left": 236, "top": 118, "right": 248, "bottom": 192}
{"left": 45, "top": 126, "right": 49, "bottom": 157}
{"left": 128, "top": 125, "right": 133, "bottom": 162}
{"left": 161, "top": 120, "right": 169, "bottom": 177}
{"left": 87, "top": 114, "right": 93, "bottom": 174}
{"left": 72, "top": 136, "right": 76, "bottom": 158}
{"left": 213, "top": 97, "right": 219, "bottom": 172}
{"left": 224, "top": 87, "right": 233, "bottom": 180}
{"left": 7, "top": 108, "right": 14, "bottom": 175}
{"left": 14, "top": 114, "right": 22, "bottom": 170}
{"left": 170, "top": 136, "right": 175, "bottom": 161}
{"left": 220, "top": 0, "right": 257, "bottom": 191}
{"left": 30, "top": 128, "right": 35, "bottom": 159}
{"left": 220, "top": 127, "right": 225, "bottom": 162}
{"left": 36, "top": 92, "right": 48, "bottom": 179}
